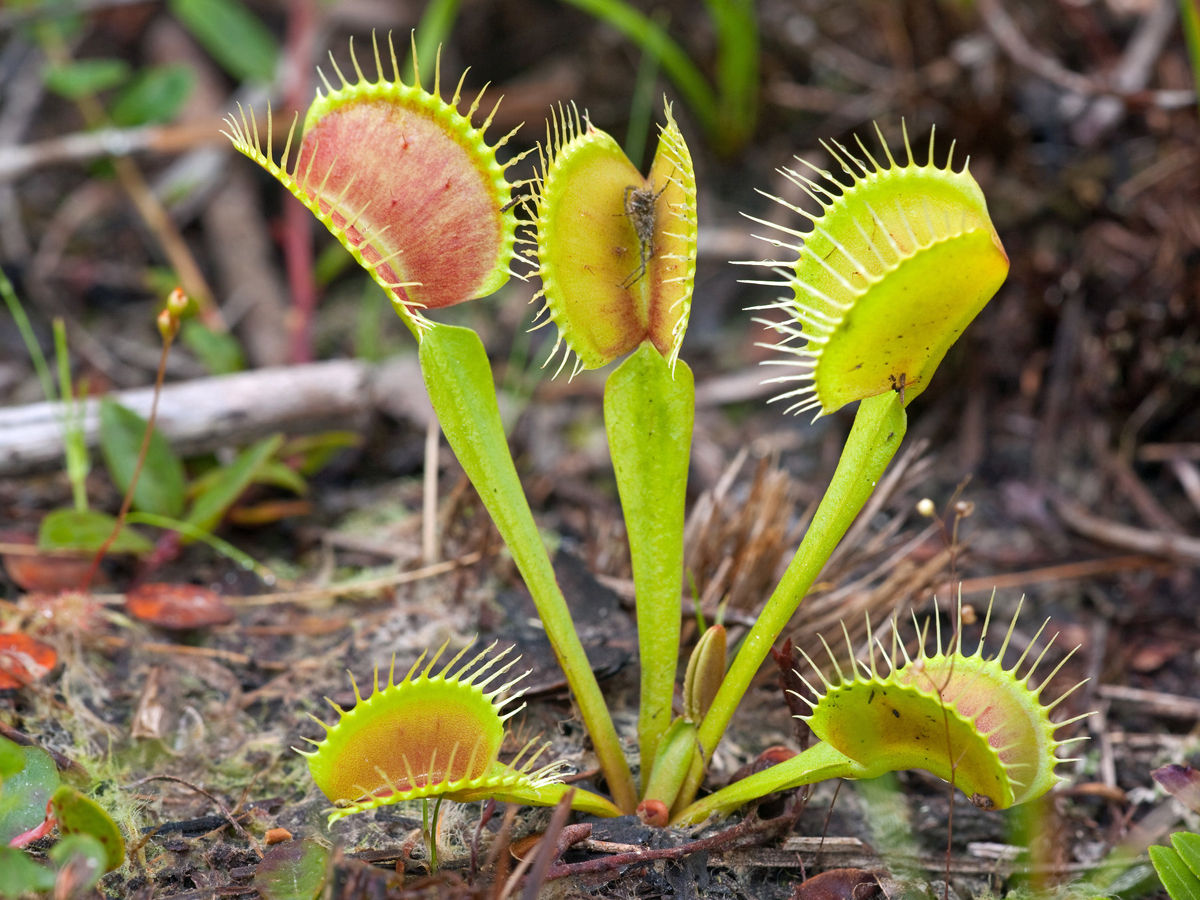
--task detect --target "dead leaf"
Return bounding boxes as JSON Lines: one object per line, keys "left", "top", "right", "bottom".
{"left": 0, "top": 633, "right": 58, "bottom": 689}
{"left": 125, "top": 583, "right": 235, "bottom": 630}
{"left": 130, "top": 666, "right": 167, "bottom": 740}
{"left": 791, "top": 868, "right": 881, "bottom": 900}
{"left": 1153, "top": 764, "right": 1200, "bottom": 814}
{"left": 1128, "top": 638, "right": 1185, "bottom": 673}
{"left": 0, "top": 531, "right": 93, "bottom": 593}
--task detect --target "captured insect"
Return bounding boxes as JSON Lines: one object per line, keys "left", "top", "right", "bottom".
{"left": 621, "top": 180, "right": 669, "bottom": 288}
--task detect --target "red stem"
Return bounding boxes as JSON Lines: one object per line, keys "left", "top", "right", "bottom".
{"left": 281, "top": 0, "right": 319, "bottom": 364}
{"left": 82, "top": 327, "right": 175, "bottom": 591}
{"left": 8, "top": 802, "right": 55, "bottom": 848}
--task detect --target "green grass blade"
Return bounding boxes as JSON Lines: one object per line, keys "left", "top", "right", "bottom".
{"left": 702, "top": 0, "right": 758, "bottom": 151}
{"left": 1179, "top": 0, "right": 1200, "bottom": 116}
{"left": 183, "top": 434, "right": 283, "bottom": 535}
{"left": 53, "top": 319, "right": 89, "bottom": 512}
{"left": 558, "top": 0, "right": 718, "bottom": 139}
{"left": 623, "top": 13, "right": 664, "bottom": 167}
{"left": 167, "top": 0, "right": 279, "bottom": 83}
{"left": 412, "top": 0, "right": 463, "bottom": 89}
{"left": 125, "top": 511, "right": 269, "bottom": 578}
{"left": 0, "top": 267, "right": 55, "bottom": 404}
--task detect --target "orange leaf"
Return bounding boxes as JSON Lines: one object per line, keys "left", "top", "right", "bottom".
{"left": 125, "top": 583, "right": 234, "bottom": 630}
{"left": 0, "top": 531, "right": 92, "bottom": 593}
{"left": 0, "top": 633, "right": 58, "bottom": 689}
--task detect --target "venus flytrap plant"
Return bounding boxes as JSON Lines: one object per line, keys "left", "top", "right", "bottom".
{"left": 225, "top": 33, "right": 636, "bottom": 813}
{"left": 523, "top": 101, "right": 699, "bottom": 776}
{"left": 224, "top": 33, "right": 519, "bottom": 331}
{"left": 300, "top": 641, "right": 619, "bottom": 827}
{"left": 525, "top": 102, "right": 696, "bottom": 374}
{"left": 674, "top": 124, "right": 1012, "bottom": 815}
{"left": 222, "top": 27, "right": 1081, "bottom": 840}
{"left": 418, "top": 326, "right": 637, "bottom": 810}
{"left": 674, "top": 598, "right": 1091, "bottom": 824}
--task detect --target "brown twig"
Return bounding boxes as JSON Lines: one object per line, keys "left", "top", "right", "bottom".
{"left": 37, "top": 31, "right": 224, "bottom": 328}
{"left": 977, "top": 0, "right": 1194, "bottom": 110}
{"left": 1094, "top": 429, "right": 1186, "bottom": 534}
{"left": 130, "top": 774, "right": 262, "bottom": 857}
{"left": 136, "top": 641, "right": 252, "bottom": 666}
{"left": 1168, "top": 458, "right": 1200, "bottom": 517}
{"left": 1034, "top": 291, "right": 1083, "bottom": 480}
{"left": 1089, "top": 619, "right": 1118, "bottom": 792}
{"left": 542, "top": 809, "right": 797, "bottom": 882}
{"left": 1098, "top": 684, "right": 1200, "bottom": 720}
{"left": 935, "top": 553, "right": 1175, "bottom": 597}
{"left": 1052, "top": 494, "right": 1200, "bottom": 565}
{"left": 484, "top": 805, "right": 519, "bottom": 899}
{"left": 280, "top": 0, "right": 320, "bottom": 363}
{"left": 1139, "top": 443, "right": 1200, "bottom": 462}
{"left": 515, "top": 792, "right": 577, "bottom": 899}
{"left": 0, "top": 119, "right": 229, "bottom": 182}
{"left": 201, "top": 168, "right": 292, "bottom": 367}
{"left": 225, "top": 550, "right": 486, "bottom": 606}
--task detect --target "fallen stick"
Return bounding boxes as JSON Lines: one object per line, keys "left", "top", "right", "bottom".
{"left": 0, "top": 357, "right": 433, "bottom": 476}
{"left": 1053, "top": 494, "right": 1200, "bottom": 567}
